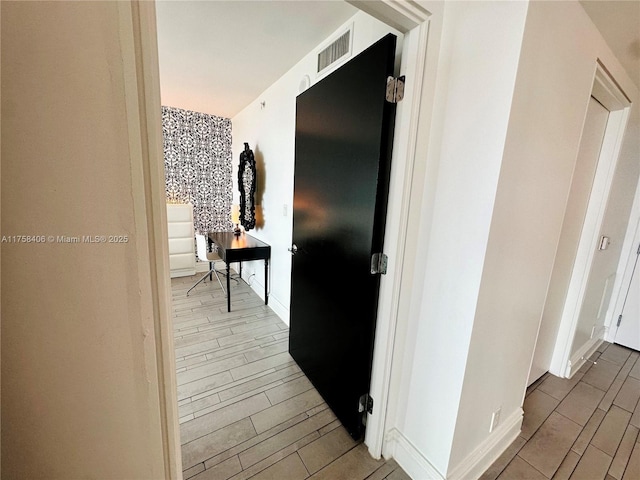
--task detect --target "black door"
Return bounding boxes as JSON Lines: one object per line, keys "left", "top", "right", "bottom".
{"left": 289, "top": 34, "right": 397, "bottom": 439}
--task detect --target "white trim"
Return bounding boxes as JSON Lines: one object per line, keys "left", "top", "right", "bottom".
{"left": 607, "top": 220, "right": 640, "bottom": 343}
{"left": 565, "top": 337, "right": 604, "bottom": 378}
{"left": 549, "top": 63, "right": 632, "bottom": 377}
{"left": 120, "top": 2, "right": 183, "bottom": 478}
{"left": 362, "top": 2, "right": 432, "bottom": 459}
{"left": 447, "top": 408, "right": 523, "bottom": 480}
{"left": 606, "top": 184, "right": 640, "bottom": 343}
{"left": 383, "top": 428, "right": 445, "bottom": 480}
{"left": 245, "top": 273, "right": 291, "bottom": 326}
{"left": 592, "top": 62, "right": 631, "bottom": 111}
{"left": 264, "top": 293, "right": 290, "bottom": 326}
{"left": 347, "top": 0, "right": 431, "bottom": 31}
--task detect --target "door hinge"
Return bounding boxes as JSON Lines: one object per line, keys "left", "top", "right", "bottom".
{"left": 617, "top": 314, "right": 623, "bottom": 327}
{"left": 359, "top": 394, "right": 374, "bottom": 415}
{"left": 371, "top": 252, "right": 388, "bottom": 275}
{"left": 385, "top": 75, "right": 405, "bottom": 103}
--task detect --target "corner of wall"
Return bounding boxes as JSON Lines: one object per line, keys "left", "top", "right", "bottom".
{"left": 394, "top": 0, "right": 529, "bottom": 474}
{"left": 383, "top": 428, "right": 445, "bottom": 480}
{"left": 447, "top": 408, "right": 523, "bottom": 480}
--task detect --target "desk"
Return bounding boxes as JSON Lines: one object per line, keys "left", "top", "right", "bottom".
{"left": 208, "top": 232, "right": 271, "bottom": 312}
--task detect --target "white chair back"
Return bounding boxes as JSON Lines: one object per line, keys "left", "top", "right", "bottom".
{"left": 195, "top": 234, "right": 210, "bottom": 263}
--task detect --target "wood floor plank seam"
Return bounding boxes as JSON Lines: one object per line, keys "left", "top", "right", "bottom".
{"left": 189, "top": 367, "right": 280, "bottom": 402}
{"left": 172, "top": 274, "right": 409, "bottom": 480}
{"left": 202, "top": 412, "right": 314, "bottom": 470}
{"left": 515, "top": 452, "right": 554, "bottom": 478}
{"left": 608, "top": 424, "right": 639, "bottom": 479}
{"left": 194, "top": 404, "right": 329, "bottom": 469}
{"left": 487, "top": 343, "right": 640, "bottom": 480}
{"left": 179, "top": 338, "right": 282, "bottom": 368}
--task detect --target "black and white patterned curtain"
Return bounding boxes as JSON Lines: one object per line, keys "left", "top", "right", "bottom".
{"left": 162, "top": 106, "right": 233, "bottom": 233}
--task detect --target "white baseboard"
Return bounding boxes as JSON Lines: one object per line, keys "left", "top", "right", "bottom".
{"left": 383, "top": 429, "right": 445, "bottom": 480}
{"left": 567, "top": 337, "right": 604, "bottom": 378}
{"left": 265, "top": 293, "right": 290, "bottom": 326}
{"left": 246, "top": 275, "right": 290, "bottom": 326}
{"left": 170, "top": 267, "right": 196, "bottom": 278}
{"left": 447, "top": 408, "right": 523, "bottom": 480}
{"left": 384, "top": 409, "right": 522, "bottom": 480}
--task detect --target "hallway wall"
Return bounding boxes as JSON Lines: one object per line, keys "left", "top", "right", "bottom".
{"left": 390, "top": 1, "right": 530, "bottom": 476}
{"left": 388, "top": 1, "right": 640, "bottom": 478}
{"left": 453, "top": 0, "right": 639, "bottom": 475}
{"left": 1, "top": 2, "right": 167, "bottom": 478}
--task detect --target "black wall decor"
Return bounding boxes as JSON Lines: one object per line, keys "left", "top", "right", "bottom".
{"left": 162, "top": 106, "right": 233, "bottom": 233}
{"left": 238, "top": 143, "right": 257, "bottom": 231}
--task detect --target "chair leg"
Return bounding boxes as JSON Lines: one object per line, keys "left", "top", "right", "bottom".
{"left": 187, "top": 269, "right": 214, "bottom": 297}
{"left": 188, "top": 261, "right": 239, "bottom": 297}
{"left": 212, "top": 269, "right": 226, "bottom": 294}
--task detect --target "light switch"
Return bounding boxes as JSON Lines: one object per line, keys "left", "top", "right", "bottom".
{"left": 283, "top": 204, "right": 288, "bottom": 217}
{"left": 599, "top": 236, "right": 610, "bottom": 250}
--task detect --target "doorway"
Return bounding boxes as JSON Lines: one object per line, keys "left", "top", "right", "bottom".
{"left": 529, "top": 65, "right": 633, "bottom": 384}
{"left": 611, "top": 218, "right": 640, "bottom": 350}
{"left": 137, "top": 0, "right": 435, "bottom": 475}
{"left": 528, "top": 95, "right": 610, "bottom": 385}
{"left": 289, "top": 33, "right": 398, "bottom": 440}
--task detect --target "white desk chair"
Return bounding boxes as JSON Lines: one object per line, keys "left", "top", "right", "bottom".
{"left": 186, "top": 234, "right": 228, "bottom": 296}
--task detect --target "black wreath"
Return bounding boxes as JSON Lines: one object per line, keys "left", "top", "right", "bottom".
{"left": 238, "top": 143, "right": 257, "bottom": 231}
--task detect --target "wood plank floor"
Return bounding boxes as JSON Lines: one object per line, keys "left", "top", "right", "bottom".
{"left": 171, "top": 272, "right": 410, "bottom": 480}
{"left": 482, "top": 342, "right": 640, "bottom": 480}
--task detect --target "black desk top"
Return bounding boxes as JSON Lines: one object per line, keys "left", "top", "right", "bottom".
{"left": 208, "top": 232, "right": 271, "bottom": 263}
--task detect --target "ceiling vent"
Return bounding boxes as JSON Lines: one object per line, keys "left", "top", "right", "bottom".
{"left": 317, "top": 26, "right": 353, "bottom": 77}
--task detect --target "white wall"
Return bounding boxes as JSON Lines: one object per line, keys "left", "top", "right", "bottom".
{"left": 1, "top": 2, "right": 167, "bottom": 478}
{"left": 388, "top": 1, "right": 529, "bottom": 476}
{"left": 520, "top": 1, "right": 639, "bottom": 378}
{"left": 530, "top": 97, "right": 609, "bottom": 383}
{"left": 451, "top": 0, "right": 638, "bottom": 474}
{"left": 4, "top": 1, "right": 636, "bottom": 479}
{"left": 388, "top": 0, "right": 640, "bottom": 478}
{"left": 231, "top": 10, "right": 402, "bottom": 324}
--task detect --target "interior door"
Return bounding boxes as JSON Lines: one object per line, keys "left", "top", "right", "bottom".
{"left": 614, "top": 222, "right": 640, "bottom": 351}
{"left": 289, "top": 34, "right": 397, "bottom": 439}
{"left": 528, "top": 96, "right": 610, "bottom": 385}
{"left": 569, "top": 98, "right": 625, "bottom": 360}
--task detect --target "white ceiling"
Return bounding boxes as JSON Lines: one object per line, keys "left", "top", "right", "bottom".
{"left": 156, "top": 0, "right": 357, "bottom": 119}
{"left": 156, "top": 1, "right": 640, "bottom": 120}
{"left": 580, "top": 0, "right": 640, "bottom": 90}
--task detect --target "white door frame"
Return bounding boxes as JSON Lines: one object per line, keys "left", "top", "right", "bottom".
{"left": 118, "top": 2, "right": 183, "bottom": 478}
{"left": 347, "top": 1, "right": 433, "bottom": 459}
{"left": 549, "top": 64, "right": 632, "bottom": 378}
{"left": 607, "top": 180, "right": 640, "bottom": 345}
{"left": 124, "top": 1, "right": 436, "bottom": 476}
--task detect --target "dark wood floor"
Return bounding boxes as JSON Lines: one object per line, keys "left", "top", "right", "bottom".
{"left": 171, "top": 271, "right": 410, "bottom": 480}
{"left": 482, "top": 342, "right": 640, "bottom": 480}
